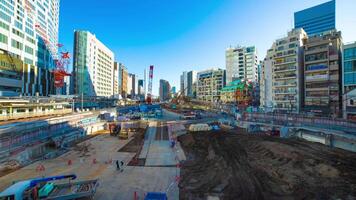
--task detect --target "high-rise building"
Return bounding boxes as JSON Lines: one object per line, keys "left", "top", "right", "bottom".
{"left": 303, "top": 30, "right": 342, "bottom": 117}
{"left": 127, "top": 73, "right": 136, "bottom": 98}
{"left": 113, "top": 62, "right": 119, "bottom": 97}
{"left": 196, "top": 68, "right": 226, "bottom": 102}
{"left": 73, "top": 30, "right": 114, "bottom": 97}
{"left": 171, "top": 86, "right": 176, "bottom": 94}
{"left": 272, "top": 28, "right": 307, "bottom": 113}
{"left": 159, "top": 79, "right": 171, "bottom": 101}
{"left": 0, "top": 0, "right": 60, "bottom": 96}
{"left": 343, "top": 42, "right": 356, "bottom": 120}
{"left": 180, "top": 71, "right": 187, "bottom": 95}
{"left": 138, "top": 79, "right": 144, "bottom": 95}
{"left": 260, "top": 45, "right": 275, "bottom": 110}
{"left": 119, "top": 63, "right": 128, "bottom": 98}
{"left": 180, "top": 70, "right": 197, "bottom": 98}
{"left": 294, "top": 0, "right": 335, "bottom": 36}
{"left": 225, "top": 46, "right": 258, "bottom": 84}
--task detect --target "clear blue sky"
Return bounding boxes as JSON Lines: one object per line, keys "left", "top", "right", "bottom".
{"left": 59, "top": 0, "right": 356, "bottom": 95}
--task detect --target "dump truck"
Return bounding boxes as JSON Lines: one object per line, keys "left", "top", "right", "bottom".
{"left": 0, "top": 174, "right": 98, "bottom": 200}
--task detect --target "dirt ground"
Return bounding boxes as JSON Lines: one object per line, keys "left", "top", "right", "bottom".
{"left": 178, "top": 131, "right": 356, "bottom": 200}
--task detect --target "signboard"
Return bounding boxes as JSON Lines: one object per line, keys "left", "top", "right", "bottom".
{"left": 0, "top": 54, "right": 23, "bottom": 74}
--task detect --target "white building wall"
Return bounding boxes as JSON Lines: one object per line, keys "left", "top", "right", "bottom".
{"left": 226, "top": 46, "right": 258, "bottom": 84}
{"left": 85, "top": 32, "right": 114, "bottom": 97}
{"left": 0, "top": 0, "right": 60, "bottom": 96}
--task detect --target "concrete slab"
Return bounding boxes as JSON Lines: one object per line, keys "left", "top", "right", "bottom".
{"left": 145, "top": 141, "right": 177, "bottom": 166}
{"left": 95, "top": 166, "right": 179, "bottom": 200}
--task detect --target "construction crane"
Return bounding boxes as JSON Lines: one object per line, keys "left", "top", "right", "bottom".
{"left": 146, "top": 65, "right": 154, "bottom": 104}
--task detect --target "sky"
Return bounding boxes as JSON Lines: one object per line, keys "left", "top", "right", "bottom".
{"left": 59, "top": 0, "right": 356, "bottom": 96}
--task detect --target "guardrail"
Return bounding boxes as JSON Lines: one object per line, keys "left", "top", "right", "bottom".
{"left": 0, "top": 109, "right": 73, "bottom": 121}
{"left": 242, "top": 112, "right": 356, "bottom": 133}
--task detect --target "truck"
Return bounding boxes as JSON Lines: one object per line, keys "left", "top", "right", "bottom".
{"left": 0, "top": 174, "right": 98, "bottom": 200}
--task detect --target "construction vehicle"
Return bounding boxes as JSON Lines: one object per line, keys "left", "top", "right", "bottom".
{"left": 108, "top": 122, "right": 121, "bottom": 136}
{"left": 0, "top": 174, "right": 98, "bottom": 200}
{"left": 170, "top": 86, "right": 190, "bottom": 109}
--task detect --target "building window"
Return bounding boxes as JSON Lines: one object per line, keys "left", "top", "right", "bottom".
{"left": 344, "top": 48, "right": 356, "bottom": 60}
{"left": 24, "top": 57, "right": 33, "bottom": 65}
{"left": 0, "top": 11, "right": 11, "bottom": 23}
{"left": 0, "top": 32, "right": 8, "bottom": 44}
{"left": 305, "top": 52, "right": 327, "bottom": 62}
{"left": 25, "top": 45, "right": 33, "bottom": 55}
{"left": 11, "top": 39, "right": 23, "bottom": 50}
{"left": 12, "top": 28, "right": 24, "bottom": 38}
{"left": 0, "top": 20, "right": 9, "bottom": 30}
{"left": 344, "top": 61, "right": 356, "bottom": 72}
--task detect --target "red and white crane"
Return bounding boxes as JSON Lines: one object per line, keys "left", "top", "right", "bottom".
{"left": 146, "top": 65, "right": 154, "bottom": 104}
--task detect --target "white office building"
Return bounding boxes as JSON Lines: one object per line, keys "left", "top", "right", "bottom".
{"left": 0, "top": 0, "right": 60, "bottom": 96}
{"left": 225, "top": 46, "right": 258, "bottom": 84}
{"left": 73, "top": 30, "right": 114, "bottom": 97}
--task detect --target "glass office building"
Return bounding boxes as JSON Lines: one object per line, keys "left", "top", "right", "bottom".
{"left": 294, "top": 0, "right": 335, "bottom": 36}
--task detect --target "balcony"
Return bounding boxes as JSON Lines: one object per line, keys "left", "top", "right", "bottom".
{"left": 305, "top": 74, "right": 328, "bottom": 81}
{"left": 305, "top": 58, "right": 328, "bottom": 64}
{"left": 305, "top": 46, "right": 329, "bottom": 54}
{"left": 275, "top": 59, "right": 296, "bottom": 66}
{"left": 305, "top": 87, "right": 329, "bottom": 91}
{"left": 274, "top": 74, "right": 296, "bottom": 80}
{"left": 274, "top": 66, "right": 296, "bottom": 73}
{"left": 329, "top": 63, "right": 339, "bottom": 70}
{"left": 329, "top": 74, "right": 339, "bottom": 81}
{"left": 275, "top": 51, "right": 296, "bottom": 59}
{"left": 274, "top": 89, "right": 296, "bottom": 95}
{"left": 329, "top": 54, "right": 339, "bottom": 60}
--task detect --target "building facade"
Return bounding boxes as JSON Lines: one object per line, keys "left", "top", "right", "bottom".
{"left": 272, "top": 28, "right": 307, "bottom": 113}
{"left": 138, "top": 79, "right": 144, "bottom": 95}
{"left": 113, "top": 62, "right": 119, "bottom": 97}
{"left": 180, "top": 70, "right": 197, "bottom": 98}
{"left": 0, "top": 0, "right": 60, "bottom": 96}
{"left": 260, "top": 45, "right": 274, "bottom": 110}
{"left": 196, "top": 68, "right": 226, "bottom": 102}
{"left": 220, "top": 80, "right": 252, "bottom": 106}
{"left": 127, "top": 73, "right": 136, "bottom": 98}
{"left": 119, "top": 63, "right": 128, "bottom": 98}
{"left": 73, "top": 30, "right": 114, "bottom": 97}
{"left": 294, "top": 0, "right": 335, "bottom": 36}
{"left": 303, "top": 30, "right": 342, "bottom": 117}
{"left": 343, "top": 42, "right": 356, "bottom": 120}
{"left": 225, "top": 46, "right": 258, "bottom": 84}
{"left": 159, "top": 79, "right": 171, "bottom": 101}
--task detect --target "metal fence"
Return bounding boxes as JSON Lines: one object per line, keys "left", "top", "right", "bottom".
{"left": 0, "top": 109, "right": 72, "bottom": 121}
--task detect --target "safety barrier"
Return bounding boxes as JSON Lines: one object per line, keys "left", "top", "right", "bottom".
{"left": 0, "top": 109, "right": 72, "bottom": 121}
{"left": 242, "top": 112, "right": 356, "bottom": 133}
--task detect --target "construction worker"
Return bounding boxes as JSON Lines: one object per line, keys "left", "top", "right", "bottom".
{"left": 116, "top": 160, "right": 120, "bottom": 171}
{"left": 120, "top": 161, "right": 124, "bottom": 172}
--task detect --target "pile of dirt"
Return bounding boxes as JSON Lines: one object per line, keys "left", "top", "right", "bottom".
{"left": 178, "top": 131, "right": 356, "bottom": 200}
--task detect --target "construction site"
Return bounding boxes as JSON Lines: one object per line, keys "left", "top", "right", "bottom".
{"left": 0, "top": 67, "right": 356, "bottom": 199}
